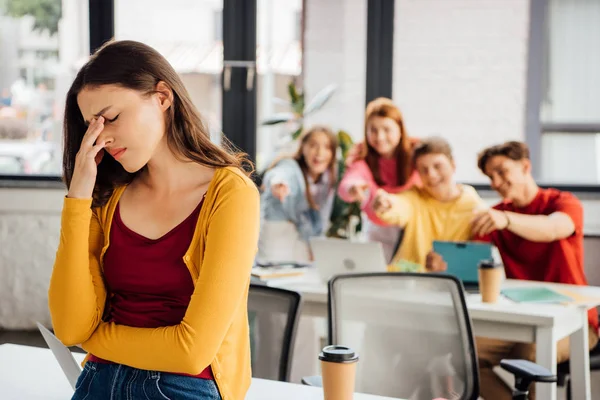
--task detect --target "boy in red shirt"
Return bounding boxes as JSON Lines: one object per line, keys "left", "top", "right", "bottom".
{"left": 466, "top": 141, "right": 598, "bottom": 399}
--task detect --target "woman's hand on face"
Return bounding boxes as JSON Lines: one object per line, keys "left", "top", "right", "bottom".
{"left": 271, "top": 182, "right": 290, "bottom": 202}
{"left": 67, "top": 116, "right": 112, "bottom": 199}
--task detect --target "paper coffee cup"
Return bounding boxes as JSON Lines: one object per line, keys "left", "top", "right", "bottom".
{"left": 478, "top": 260, "right": 503, "bottom": 303}
{"left": 319, "top": 345, "right": 359, "bottom": 400}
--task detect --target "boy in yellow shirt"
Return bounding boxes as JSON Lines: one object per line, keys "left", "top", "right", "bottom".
{"left": 373, "top": 137, "right": 485, "bottom": 269}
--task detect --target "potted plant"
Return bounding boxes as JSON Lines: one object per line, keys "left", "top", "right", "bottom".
{"left": 261, "top": 81, "right": 361, "bottom": 239}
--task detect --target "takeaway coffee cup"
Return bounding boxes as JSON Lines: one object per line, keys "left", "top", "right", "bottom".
{"left": 478, "top": 259, "right": 503, "bottom": 303}
{"left": 319, "top": 345, "right": 359, "bottom": 400}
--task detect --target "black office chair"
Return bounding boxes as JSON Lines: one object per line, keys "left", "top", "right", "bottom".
{"left": 247, "top": 283, "right": 303, "bottom": 382}
{"left": 556, "top": 340, "right": 600, "bottom": 400}
{"left": 303, "top": 273, "right": 556, "bottom": 399}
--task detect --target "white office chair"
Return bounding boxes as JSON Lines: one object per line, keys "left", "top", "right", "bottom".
{"left": 303, "top": 273, "right": 555, "bottom": 400}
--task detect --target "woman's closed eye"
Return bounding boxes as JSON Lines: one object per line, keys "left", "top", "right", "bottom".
{"left": 105, "top": 114, "right": 120, "bottom": 123}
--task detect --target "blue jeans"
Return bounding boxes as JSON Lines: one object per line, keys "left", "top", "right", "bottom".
{"left": 71, "top": 361, "right": 222, "bottom": 400}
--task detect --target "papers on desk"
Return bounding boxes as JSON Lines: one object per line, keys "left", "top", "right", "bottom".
{"left": 251, "top": 264, "right": 308, "bottom": 280}
{"left": 501, "top": 287, "right": 574, "bottom": 304}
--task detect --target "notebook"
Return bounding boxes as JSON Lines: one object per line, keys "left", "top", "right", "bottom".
{"left": 251, "top": 264, "right": 307, "bottom": 280}
{"left": 501, "top": 287, "right": 574, "bottom": 304}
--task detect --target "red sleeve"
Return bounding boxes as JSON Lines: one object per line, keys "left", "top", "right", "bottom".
{"left": 472, "top": 233, "right": 493, "bottom": 244}
{"left": 552, "top": 192, "right": 584, "bottom": 236}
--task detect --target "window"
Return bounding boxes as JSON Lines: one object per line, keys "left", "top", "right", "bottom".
{"left": 255, "top": 0, "right": 303, "bottom": 171}
{"left": 0, "top": 0, "right": 89, "bottom": 176}
{"left": 540, "top": 0, "right": 600, "bottom": 184}
{"left": 114, "top": 0, "right": 223, "bottom": 144}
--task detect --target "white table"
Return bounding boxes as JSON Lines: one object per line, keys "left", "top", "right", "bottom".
{"left": 0, "top": 344, "right": 401, "bottom": 400}
{"left": 268, "top": 268, "right": 600, "bottom": 400}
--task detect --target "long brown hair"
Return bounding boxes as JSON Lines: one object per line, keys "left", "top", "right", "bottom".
{"left": 361, "top": 97, "right": 412, "bottom": 186}
{"left": 62, "top": 40, "right": 251, "bottom": 207}
{"left": 268, "top": 125, "right": 338, "bottom": 209}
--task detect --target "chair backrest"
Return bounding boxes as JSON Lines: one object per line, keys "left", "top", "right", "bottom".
{"left": 248, "top": 283, "right": 303, "bottom": 382}
{"left": 328, "top": 272, "right": 479, "bottom": 400}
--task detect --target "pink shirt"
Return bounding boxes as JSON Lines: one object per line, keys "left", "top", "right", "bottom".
{"left": 338, "top": 158, "right": 421, "bottom": 225}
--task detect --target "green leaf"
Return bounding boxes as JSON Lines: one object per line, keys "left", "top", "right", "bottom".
{"left": 291, "top": 126, "right": 303, "bottom": 140}
{"left": 261, "top": 112, "right": 297, "bottom": 126}
{"left": 303, "top": 84, "right": 337, "bottom": 116}
{"left": 337, "top": 130, "right": 354, "bottom": 158}
{"left": 288, "top": 82, "right": 299, "bottom": 104}
{"left": 292, "top": 95, "right": 305, "bottom": 116}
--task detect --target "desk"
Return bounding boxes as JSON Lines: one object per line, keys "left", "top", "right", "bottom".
{"left": 0, "top": 344, "right": 400, "bottom": 400}
{"left": 268, "top": 268, "right": 600, "bottom": 400}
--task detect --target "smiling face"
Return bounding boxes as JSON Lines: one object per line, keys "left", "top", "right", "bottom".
{"left": 77, "top": 83, "right": 170, "bottom": 173}
{"left": 484, "top": 155, "right": 531, "bottom": 201}
{"left": 301, "top": 130, "right": 335, "bottom": 177}
{"left": 415, "top": 152, "right": 456, "bottom": 199}
{"left": 366, "top": 116, "right": 402, "bottom": 159}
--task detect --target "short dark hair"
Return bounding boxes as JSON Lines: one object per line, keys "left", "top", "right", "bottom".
{"left": 477, "top": 141, "right": 530, "bottom": 173}
{"left": 413, "top": 137, "right": 453, "bottom": 166}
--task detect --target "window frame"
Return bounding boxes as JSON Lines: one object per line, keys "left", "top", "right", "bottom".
{"left": 527, "top": 0, "right": 600, "bottom": 189}
{"left": 365, "top": 0, "right": 394, "bottom": 105}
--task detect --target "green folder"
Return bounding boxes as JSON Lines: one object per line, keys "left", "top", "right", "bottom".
{"left": 501, "top": 287, "right": 573, "bottom": 304}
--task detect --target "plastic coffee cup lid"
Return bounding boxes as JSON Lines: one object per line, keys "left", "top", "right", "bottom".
{"left": 319, "top": 345, "right": 359, "bottom": 363}
{"left": 478, "top": 259, "right": 501, "bottom": 269}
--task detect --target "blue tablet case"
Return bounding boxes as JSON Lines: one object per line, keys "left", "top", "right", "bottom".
{"left": 432, "top": 240, "right": 493, "bottom": 285}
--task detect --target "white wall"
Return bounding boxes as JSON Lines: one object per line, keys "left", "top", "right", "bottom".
{"left": 0, "top": 188, "right": 64, "bottom": 329}
{"left": 392, "top": 0, "right": 530, "bottom": 183}
{"left": 1, "top": 187, "right": 599, "bottom": 329}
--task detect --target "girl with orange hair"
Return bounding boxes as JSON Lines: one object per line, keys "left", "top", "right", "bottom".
{"left": 338, "top": 97, "right": 420, "bottom": 261}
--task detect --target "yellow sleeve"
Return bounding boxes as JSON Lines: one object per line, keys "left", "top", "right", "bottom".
{"left": 81, "top": 183, "right": 260, "bottom": 375}
{"left": 48, "top": 198, "right": 107, "bottom": 345}
{"left": 375, "top": 191, "right": 415, "bottom": 227}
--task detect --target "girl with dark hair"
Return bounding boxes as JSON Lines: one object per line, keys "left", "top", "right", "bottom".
{"left": 258, "top": 125, "right": 338, "bottom": 264}
{"left": 48, "top": 40, "right": 259, "bottom": 400}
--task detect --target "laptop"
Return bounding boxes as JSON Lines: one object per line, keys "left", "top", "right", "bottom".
{"left": 432, "top": 240, "right": 493, "bottom": 292}
{"left": 37, "top": 322, "right": 82, "bottom": 390}
{"left": 309, "top": 237, "right": 388, "bottom": 283}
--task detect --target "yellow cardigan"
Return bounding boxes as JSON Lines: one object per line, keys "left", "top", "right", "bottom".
{"left": 48, "top": 167, "right": 259, "bottom": 400}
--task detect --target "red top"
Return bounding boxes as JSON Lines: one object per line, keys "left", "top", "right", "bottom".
{"left": 477, "top": 188, "right": 598, "bottom": 331}
{"left": 89, "top": 198, "right": 213, "bottom": 379}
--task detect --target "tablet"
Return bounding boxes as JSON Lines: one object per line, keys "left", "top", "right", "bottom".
{"left": 432, "top": 240, "right": 493, "bottom": 287}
